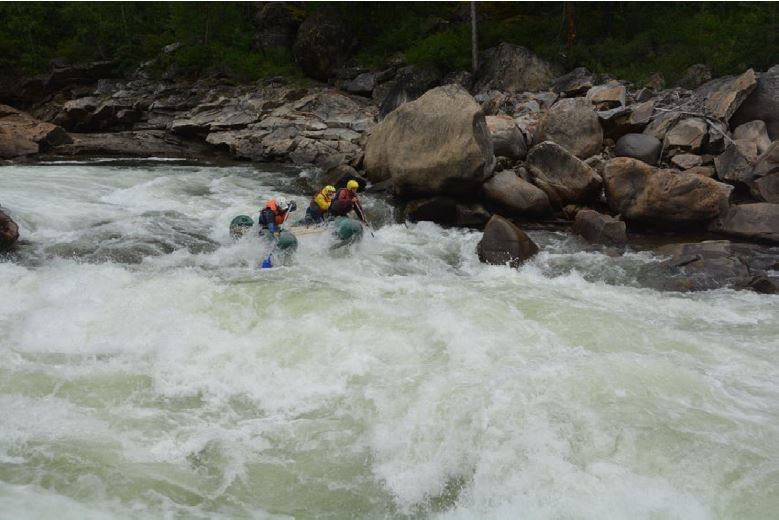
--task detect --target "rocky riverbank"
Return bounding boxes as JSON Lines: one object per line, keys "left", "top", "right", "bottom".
{"left": 1, "top": 42, "right": 777, "bottom": 292}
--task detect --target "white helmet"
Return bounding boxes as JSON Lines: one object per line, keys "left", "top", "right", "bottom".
{"left": 276, "top": 196, "right": 289, "bottom": 212}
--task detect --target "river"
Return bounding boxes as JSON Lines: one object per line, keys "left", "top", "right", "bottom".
{"left": 1, "top": 159, "right": 777, "bottom": 519}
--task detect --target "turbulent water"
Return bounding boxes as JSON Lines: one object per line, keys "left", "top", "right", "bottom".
{"left": 1, "top": 159, "right": 777, "bottom": 519}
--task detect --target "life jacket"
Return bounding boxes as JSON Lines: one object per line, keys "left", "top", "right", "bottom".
{"left": 311, "top": 189, "right": 333, "bottom": 212}
{"left": 330, "top": 188, "right": 357, "bottom": 216}
{"left": 264, "top": 198, "right": 286, "bottom": 225}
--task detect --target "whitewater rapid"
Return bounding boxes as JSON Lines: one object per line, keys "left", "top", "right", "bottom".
{"left": 1, "top": 160, "right": 777, "bottom": 519}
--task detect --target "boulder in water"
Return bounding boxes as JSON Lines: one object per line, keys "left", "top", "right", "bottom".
{"left": 477, "top": 215, "right": 538, "bottom": 267}
{"left": 572, "top": 209, "right": 627, "bottom": 246}
{"left": 0, "top": 209, "right": 19, "bottom": 251}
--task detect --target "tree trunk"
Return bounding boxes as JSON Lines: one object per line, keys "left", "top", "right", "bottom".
{"left": 203, "top": 4, "right": 210, "bottom": 46}
{"left": 471, "top": 1, "right": 478, "bottom": 73}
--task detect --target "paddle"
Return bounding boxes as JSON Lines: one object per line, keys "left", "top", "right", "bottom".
{"left": 354, "top": 198, "right": 374, "bottom": 238}
{"left": 261, "top": 201, "right": 294, "bottom": 269}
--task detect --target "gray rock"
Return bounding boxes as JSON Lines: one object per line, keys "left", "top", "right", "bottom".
{"left": 665, "top": 117, "right": 708, "bottom": 153}
{"left": 365, "top": 85, "right": 494, "bottom": 197}
{"left": 477, "top": 215, "right": 539, "bottom": 267}
{"left": 615, "top": 133, "right": 662, "bottom": 166}
{"left": 643, "top": 111, "right": 682, "bottom": 142}
{"left": 733, "top": 120, "right": 771, "bottom": 154}
{"left": 695, "top": 69, "right": 757, "bottom": 122}
{"left": 586, "top": 81, "right": 626, "bottom": 110}
{"left": 485, "top": 115, "right": 527, "bottom": 160}
{"left": 752, "top": 142, "right": 779, "bottom": 202}
{"left": 644, "top": 240, "right": 776, "bottom": 293}
{"left": 482, "top": 170, "right": 552, "bottom": 216}
{"left": 710, "top": 203, "right": 779, "bottom": 244}
{"left": 526, "top": 141, "right": 603, "bottom": 206}
{"left": 715, "top": 140, "right": 759, "bottom": 184}
{"left": 731, "top": 65, "right": 779, "bottom": 140}
{"left": 604, "top": 157, "right": 732, "bottom": 224}
{"left": 0, "top": 208, "right": 19, "bottom": 251}
{"left": 671, "top": 153, "right": 703, "bottom": 170}
{"left": 552, "top": 67, "right": 594, "bottom": 97}
{"left": 344, "top": 72, "right": 376, "bottom": 96}
{"left": 537, "top": 97, "right": 603, "bottom": 159}
{"left": 572, "top": 209, "right": 627, "bottom": 246}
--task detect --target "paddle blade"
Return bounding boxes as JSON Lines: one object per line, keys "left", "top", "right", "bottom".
{"left": 261, "top": 256, "right": 272, "bottom": 269}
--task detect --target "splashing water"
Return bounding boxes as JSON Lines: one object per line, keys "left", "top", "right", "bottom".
{"left": 1, "top": 160, "right": 777, "bottom": 519}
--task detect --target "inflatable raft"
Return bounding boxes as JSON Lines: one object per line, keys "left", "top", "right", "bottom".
{"left": 229, "top": 215, "right": 363, "bottom": 266}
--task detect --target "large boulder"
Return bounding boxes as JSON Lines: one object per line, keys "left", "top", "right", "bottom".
{"left": 572, "top": 209, "right": 627, "bottom": 246}
{"left": 482, "top": 170, "right": 551, "bottom": 216}
{"left": 378, "top": 65, "right": 442, "bottom": 118}
{"left": 525, "top": 141, "right": 603, "bottom": 206}
{"left": 695, "top": 69, "right": 757, "bottom": 122}
{"left": 0, "top": 104, "right": 71, "bottom": 158}
{"left": 604, "top": 157, "right": 733, "bottom": 224}
{"left": 472, "top": 43, "right": 556, "bottom": 94}
{"left": 664, "top": 117, "right": 708, "bottom": 153}
{"left": 710, "top": 203, "right": 779, "bottom": 244}
{"left": 292, "top": 8, "right": 356, "bottom": 81}
{"left": 714, "top": 139, "right": 759, "bottom": 185}
{"left": 731, "top": 65, "right": 779, "bottom": 140}
{"left": 536, "top": 97, "right": 603, "bottom": 159}
{"left": 485, "top": 115, "right": 527, "bottom": 159}
{"left": 0, "top": 208, "right": 19, "bottom": 251}
{"left": 752, "top": 141, "right": 779, "bottom": 202}
{"left": 477, "top": 215, "right": 539, "bottom": 267}
{"left": 733, "top": 120, "right": 771, "bottom": 155}
{"left": 615, "top": 133, "right": 662, "bottom": 165}
{"left": 364, "top": 84, "right": 494, "bottom": 197}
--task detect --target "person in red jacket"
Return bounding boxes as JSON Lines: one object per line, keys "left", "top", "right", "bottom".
{"left": 329, "top": 180, "right": 366, "bottom": 222}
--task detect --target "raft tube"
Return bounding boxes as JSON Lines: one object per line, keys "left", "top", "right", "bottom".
{"left": 229, "top": 215, "right": 254, "bottom": 239}
{"left": 332, "top": 217, "right": 363, "bottom": 243}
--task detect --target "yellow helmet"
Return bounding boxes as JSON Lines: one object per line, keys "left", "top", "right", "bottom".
{"left": 346, "top": 180, "right": 359, "bottom": 191}
{"left": 324, "top": 185, "right": 336, "bottom": 194}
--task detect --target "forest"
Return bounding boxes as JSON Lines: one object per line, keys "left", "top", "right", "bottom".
{"left": 0, "top": 2, "right": 777, "bottom": 84}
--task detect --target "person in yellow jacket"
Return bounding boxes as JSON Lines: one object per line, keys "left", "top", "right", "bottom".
{"left": 305, "top": 185, "right": 336, "bottom": 224}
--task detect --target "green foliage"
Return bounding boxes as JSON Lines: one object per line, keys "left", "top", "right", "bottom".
{"left": 405, "top": 29, "right": 472, "bottom": 70}
{"left": 0, "top": 1, "right": 776, "bottom": 86}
